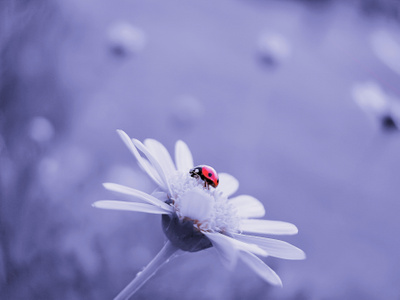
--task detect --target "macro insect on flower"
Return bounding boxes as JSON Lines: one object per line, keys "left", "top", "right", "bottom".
{"left": 189, "top": 165, "right": 219, "bottom": 189}
{"left": 93, "top": 130, "right": 305, "bottom": 299}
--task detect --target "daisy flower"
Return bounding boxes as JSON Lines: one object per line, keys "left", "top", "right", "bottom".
{"left": 370, "top": 29, "right": 400, "bottom": 76}
{"left": 93, "top": 130, "right": 305, "bottom": 299}
{"left": 107, "top": 22, "right": 146, "bottom": 57}
{"left": 352, "top": 81, "right": 400, "bottom": 131}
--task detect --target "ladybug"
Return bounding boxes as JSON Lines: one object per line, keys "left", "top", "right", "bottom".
{"left": 189, "top": 165, "right": 219, "bottom": 189}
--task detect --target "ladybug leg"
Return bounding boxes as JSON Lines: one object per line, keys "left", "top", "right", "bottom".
{"left": 204, "top": 181, "right": 209, "bottom": 190}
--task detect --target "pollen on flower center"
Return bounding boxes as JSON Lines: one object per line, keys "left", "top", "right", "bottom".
{"left": 167, "top": 171, "right": 240, "bottom": 234}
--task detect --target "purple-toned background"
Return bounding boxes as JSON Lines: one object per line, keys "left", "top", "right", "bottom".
{"left": 1, "top": 0, "right": 400, "bottom": 299}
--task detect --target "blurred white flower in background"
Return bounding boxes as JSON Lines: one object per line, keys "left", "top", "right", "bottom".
{"left": 38, "top": 146, "right": 94, "bottom": 199}
{"left": 170, "top": 95, "right": 205, "bottom": 128}
{"left": 28, "top": 116, "right": 55, "bottom": 143}
{"left": 371, "top": 29, "right": 400, "bottom": 76}
{"left": 93, "top": 130, "right": 305, "bottom": 299}
{"left": 256, "top": 32, "right": 292, "bottom": 67}
{"left": 107, "top": 22, "right": 147, "bottom": 57}
{"left": 352, "top": 81, "right": 400, "bottom": 131}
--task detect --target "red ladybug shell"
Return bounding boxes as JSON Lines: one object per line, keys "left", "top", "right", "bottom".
{"left": 189, "top": 165, "right": 219, "bottom": 188}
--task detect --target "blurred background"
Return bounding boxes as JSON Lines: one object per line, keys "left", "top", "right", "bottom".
{"left": 1, "top": 0, "right": 400, "bottom": 299}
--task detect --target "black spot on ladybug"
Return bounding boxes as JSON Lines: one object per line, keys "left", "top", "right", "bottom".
{"left": 208, "top": 173, "right": 212, "bottom": 177}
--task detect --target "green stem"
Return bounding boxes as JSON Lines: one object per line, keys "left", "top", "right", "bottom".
{"left": 114, "top": 241, "right": 179, "bottom": 300}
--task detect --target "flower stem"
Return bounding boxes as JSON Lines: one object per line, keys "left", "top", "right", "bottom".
{"left": 114, "top": 241, "right": 179, "bottom": 300}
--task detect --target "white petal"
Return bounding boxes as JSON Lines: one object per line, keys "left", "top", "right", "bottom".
{"left": 139, "top": 159, "right": 165, "bottom": 187}
{"left": 227, "top": 235, "right": 268, "bottom": 257}
{"left": 103, "top": 183, "right": 173, "bottom": 212}
{"left": 132, "top": 139, "right": 172, "bottom": 195}
{"left": 144, "top": 139, "right": 176, "bottom": 178}
{"left": 204, "top": 232, "right": 267, "bottom": 270}
{"left": 92, "top": 200, "right": 170, "bottom": 214}
{"left": 218, "top": 173, "right": 239, "bottom": 197}
{"left": 240, "top": 219, "right": 298, "bottom": 235}
{"left": 151, "top": 190, "right": 169, "bottom": 201}
{"left": 116, "top": 130, "right": 166, "bottom": 189}
{"left": 204, "top": 232, "right": 239, "bottom": 270}
{"left": 239, "top": 251, "right": 282, "bottom": 287}
{"left": 230, "top": 195, "right": 266, "bottom": 218}
{"left": 233, "top": 234, "right": 306, "bottom": 260}
{"left": 175, "top": 140, "right": 194, "bottom": 172}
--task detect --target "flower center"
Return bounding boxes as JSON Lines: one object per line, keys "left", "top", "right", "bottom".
{"left": 167, "top": 171, "right": 240, "bottom": 234}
